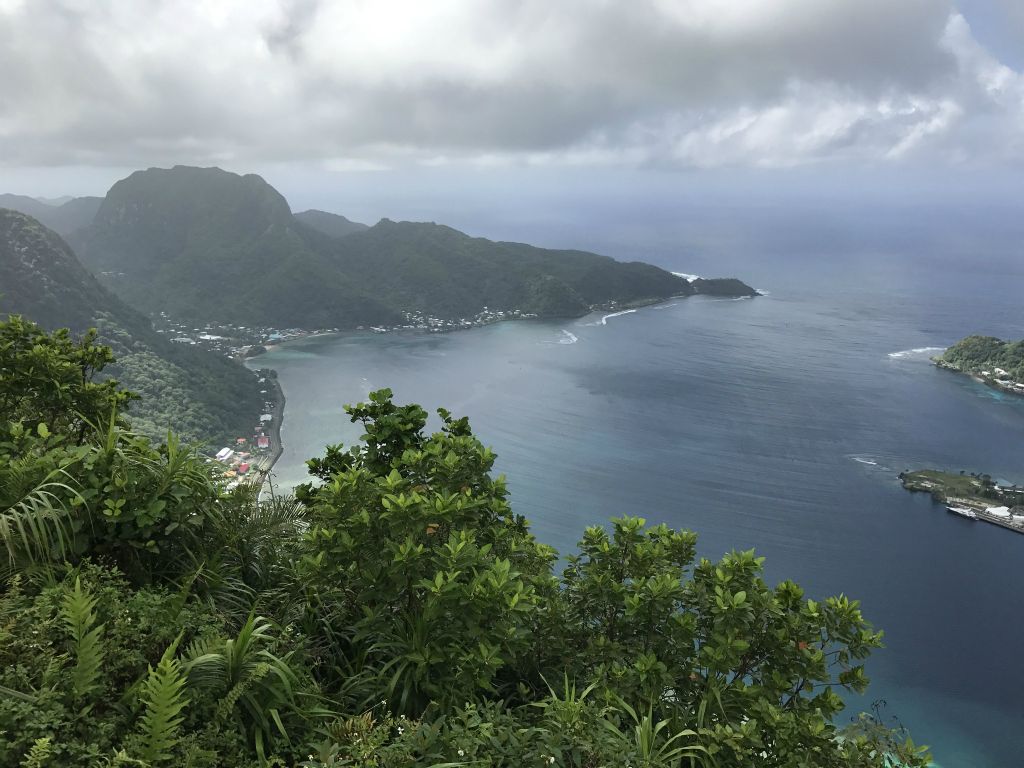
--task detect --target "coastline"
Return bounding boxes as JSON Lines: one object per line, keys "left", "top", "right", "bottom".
{"left": 241, "top": 289, "right": 757, "bottom": 489}
{"left": 933, "top": 358, "right": 1024, "bottom": 398}
{"left": 258, "top": 371, "right": 286, "bottom": 493}
{"left": 899, "top": 469, "right": 1024, "bottom": 535}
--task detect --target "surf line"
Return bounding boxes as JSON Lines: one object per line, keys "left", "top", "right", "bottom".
{"left": 887, "top": 347, "right": 946, "bottom": 359}
{"left": 600, "top": 309, "right": 638, "bottom": 325}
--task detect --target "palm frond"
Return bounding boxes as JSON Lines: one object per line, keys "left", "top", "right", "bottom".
{"left": 0, "top": 469, "right": 77, "bottom": 574}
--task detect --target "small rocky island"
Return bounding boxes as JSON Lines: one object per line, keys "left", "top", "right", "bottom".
{"left": 900, "top": 469, "right": 1024, "bottom": 533}
{"left": 934, "top": 335, "right": 1024, "bottom": 396}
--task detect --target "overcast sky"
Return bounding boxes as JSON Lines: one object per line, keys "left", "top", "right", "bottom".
{"left": 1, "top": 0, "right": 1022, "bottom": 218}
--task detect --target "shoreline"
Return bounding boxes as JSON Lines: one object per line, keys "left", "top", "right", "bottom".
{"left": 242, "top": 290, "right": 757, "bottom": 490}
{"left": 258, "top": 371, "right": 286, "bottom": 493}
{"left": 899, "top": 469, "right": 1024, "bottom": 535}
{"left": 933, "top": 358, "right": 1024, "bottom": 398}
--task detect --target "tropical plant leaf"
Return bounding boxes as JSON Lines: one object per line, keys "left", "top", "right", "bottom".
{"left": 137, "top": 634, "right": 189, "bottom": 765}
{"left": 60, "top": 576, "right": 105, "bottom": 700}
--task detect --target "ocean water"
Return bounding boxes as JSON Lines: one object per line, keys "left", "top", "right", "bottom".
{"left": 249, "top": 221, "right": 1024, "bottom": 767}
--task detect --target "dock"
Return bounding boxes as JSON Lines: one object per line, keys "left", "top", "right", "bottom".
{"left": 899, "top": 469, "right": 1024, "bottom": 536}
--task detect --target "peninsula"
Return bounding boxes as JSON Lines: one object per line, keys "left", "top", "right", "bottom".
{"left": 934, "top": 335, "right": 1024, "bottom": 396}
{"left": 55, "top": 165, "right": 757, "bottom": 329}
{"left": 899, "top": 469, "right": 1024, "bottom": 534}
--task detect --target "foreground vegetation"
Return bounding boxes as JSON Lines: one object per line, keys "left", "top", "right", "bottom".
{"left": 0, "top": 317, "right": 928, "bottom": 767}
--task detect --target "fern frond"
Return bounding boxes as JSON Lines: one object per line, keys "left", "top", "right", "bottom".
{"left": 137, "top": 636, "right": 189, "bottom": 765}
{"left": 19, "top": 736, "right": 52, "bottom": 768}
{"left": 60, "top": 576, "right": 104, "bottom": 699}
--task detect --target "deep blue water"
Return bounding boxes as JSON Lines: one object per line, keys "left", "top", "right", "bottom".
{"left": 250, "top": 223, "right": 1024, "bottom": 767}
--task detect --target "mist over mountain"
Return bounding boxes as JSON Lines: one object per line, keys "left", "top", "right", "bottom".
{"left": 0, "top": 193, "right": 103, "bottom": 237}
{"left": 0, "top": 208, "right": 262, "bottom": 443}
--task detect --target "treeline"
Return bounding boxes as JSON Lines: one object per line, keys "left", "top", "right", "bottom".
{"left": 0, "top": 317, "right": 928, "bottom": 767}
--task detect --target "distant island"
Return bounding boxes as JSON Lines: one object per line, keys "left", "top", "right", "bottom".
{"left": 934, "top": 335, "right": 1024, "bottom": 396}
{"left": 899, "top": 469, "right": 1024, "bottom": 534}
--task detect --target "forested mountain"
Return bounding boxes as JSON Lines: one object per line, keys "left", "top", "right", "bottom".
{"left": 0, "top": 209, "right": 262, "bottom": 443}
{"left": 0, "top": 193, "right": 103, "bottom": 237}
{"left": 294, "top": 208, "right": 370, "bottom": 238}
{"left": 65, "top": 166, "right": 755, "bottom": 328}
{"left": 70, "top": 166, "right": 401, "bottom": 329}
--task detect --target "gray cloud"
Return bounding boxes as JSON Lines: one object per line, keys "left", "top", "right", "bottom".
{"left": 0, "top": 0, "right": 1020, "bottom": 170}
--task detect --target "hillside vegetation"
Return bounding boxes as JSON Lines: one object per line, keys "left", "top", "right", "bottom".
{"left": 294, "top": 208, "right": 370, "bottom": 238}
{"left": 0, "top": 209, "right": 262, "bottom": 444}
{"left": 940, "top": 335, "right": 1024, "bottom": 382}
{"left": 0, "top": 318, "right": 928, "bottom": 768}
{"left": 0, "top": 193, "right": 103, "bottom": 237}
{"left": 63, "top": 166, "right": 755, "bottom": 328}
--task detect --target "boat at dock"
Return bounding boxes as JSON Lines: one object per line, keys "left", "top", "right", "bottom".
{"left": 946, "top": 505, "right": 978, "bottom": 520}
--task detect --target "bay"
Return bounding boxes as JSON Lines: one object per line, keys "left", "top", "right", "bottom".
{"left": 249, "top": 223, "right": 1024, "bottom": 767}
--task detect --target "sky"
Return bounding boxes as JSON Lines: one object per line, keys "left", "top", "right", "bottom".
{"left": 1, "top": 0, "right": 1022, "bottom": 225}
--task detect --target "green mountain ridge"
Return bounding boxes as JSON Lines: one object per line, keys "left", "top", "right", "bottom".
{"left": 58, "top": 165, "right": 755, "bottom": 328}
{"left": 0, "top": 208, "right": 263, "bottom": 444}
{"left": 0, "top": 193, "right": 103, "bottom": 237}
{"left": 294, "top": 208, "right": 370, "bottom": 238}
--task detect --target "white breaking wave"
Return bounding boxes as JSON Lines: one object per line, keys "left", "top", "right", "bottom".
{"left": 849, "top": 455, "right": 894, "bottom": 472}
{"left": 600, "top": 309, "right": 638, "bottom": 325}
{"left": 888, "top": 346, "right": 946, "bottom": 359}
{"left": 755, "top": 288, "right": 770, "bottom": 296}
{"left": 671, "top": 271, "right": 700, "bottom": 282}
{"left": 542, "top": 329, "right": 579, "bottom": 345}
{"left": 652, "top": 302, "right": 679, "bottom": 310}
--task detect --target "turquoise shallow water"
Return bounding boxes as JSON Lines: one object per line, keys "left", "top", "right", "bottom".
{"left": 250, "top": 242, "right": 1024, "bottom": 767}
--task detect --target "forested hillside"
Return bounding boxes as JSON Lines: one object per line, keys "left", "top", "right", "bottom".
{"left": 0, "top": 319, "right": 928, "bottom": 768}
{"left": 294, "top": 208, "right": 370, "bottom": 238}
{"left": 0, "top": 193, "right": 102, "bottom": 236}
{"left": 66, "top": 166, "right": 755, "bottom": 328}
{"left": 940, "top": 335, "right": 1024, "bottom": 382}
{"left": 0, "top": 209, "right": 262, "bottom": 444}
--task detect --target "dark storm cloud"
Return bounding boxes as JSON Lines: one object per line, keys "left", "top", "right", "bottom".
{"left": 0, "top": 0, "right": 1020, "bottom": 170}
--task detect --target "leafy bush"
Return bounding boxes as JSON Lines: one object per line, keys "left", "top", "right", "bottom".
{"left": 0, "top": 319, "right": 929, "bottom": 767}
